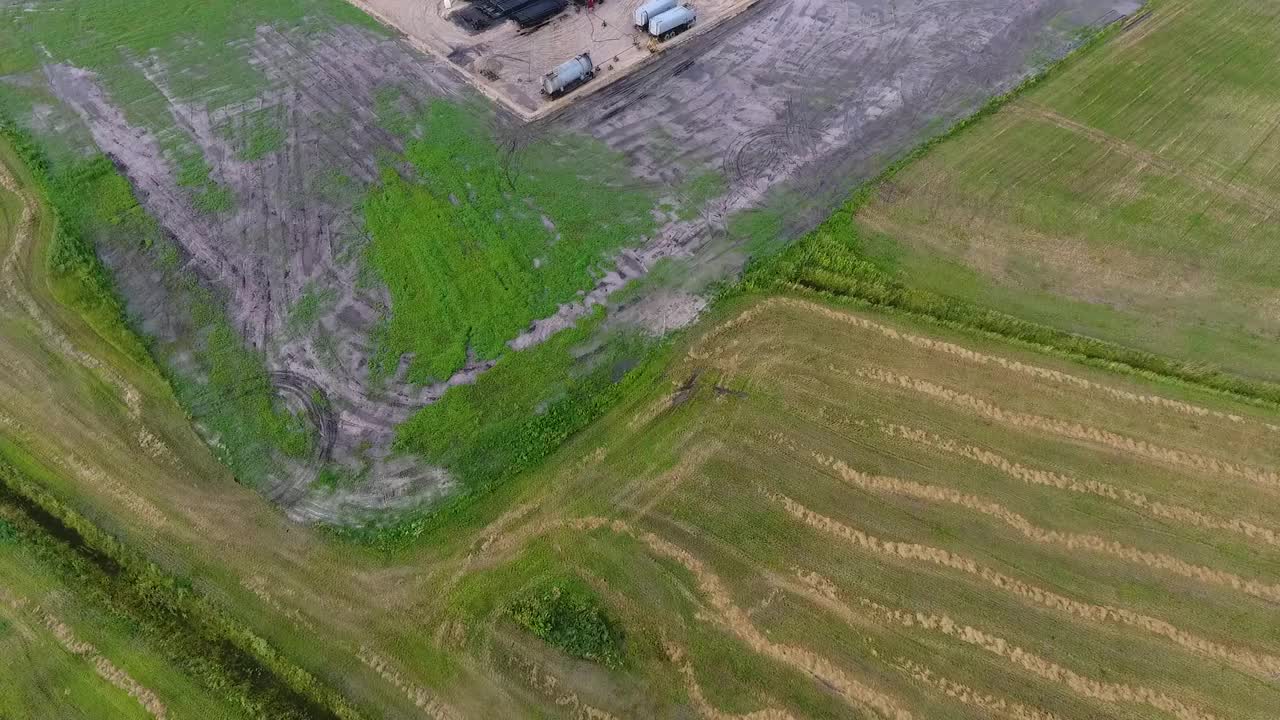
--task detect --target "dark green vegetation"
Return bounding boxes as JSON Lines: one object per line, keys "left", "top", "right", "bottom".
{"left": 396, "top": 311, "right": 649, "bottom": 484}
{"left": 363, "top": 101, "right": 656, "bottom": 382}
{"left": 508, "top": 576, "right": 625, "bottom": 669}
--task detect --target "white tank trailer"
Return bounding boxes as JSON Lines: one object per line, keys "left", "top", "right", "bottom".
{"left": 541, "top": 53, "right": 594, "bottom": 97}
{"left": 633, "top": 0, "right": 676, "bottom": 27}
{"left": 647, "top": 5, "right": 695, "bottom": 40}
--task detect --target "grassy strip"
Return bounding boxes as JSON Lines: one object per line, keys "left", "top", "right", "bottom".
{"left": 0, "top": 458, "right": 364, "bottom": 720}
{"left": 2, "top": 116, "right": 311, "bottom": 488}
{"left": 736, "top": 2, "right": 1280, "bottom": 411}
{"left": 0, "top": 111, "right": 151, "bottom": 366}
{"left": 3, "top": 121, "right": 310, "bottom": 490}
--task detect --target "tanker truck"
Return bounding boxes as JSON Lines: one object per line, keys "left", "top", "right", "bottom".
{"left": 541, "top": 53, "right": 594, "bottom": 97}
{"left": 647, "top": 5, "right": 695, "bottom": 41}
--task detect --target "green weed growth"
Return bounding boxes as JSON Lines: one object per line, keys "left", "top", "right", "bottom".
{"left": 509, "top": 576, "right": 624, "bottom": 668}
{"left": 362, "top": 100, "right": 656, "bottom": 382}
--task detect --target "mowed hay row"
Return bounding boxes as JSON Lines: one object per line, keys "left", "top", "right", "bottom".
{"left": 686, "top": 299, "right": 1280, "bottom": 469}
{"left": 784, "top": 572, "right": 1071, "bottom": 720}
{"left": 809, "top": 452, "right": 1280, "bottom": 604}
{"left": 644, "top": 298, "right": 1280, "bottom": 716}
{"left": 877, "top": 421, "right": 1280, "bottom": 549}
{"left": 762, "top": 365, "right": 1280, "bottom": 545}
{"left": 693, "top": 301, "right": 1280, "bottom": 530}
{"left": 737, "top": 298, "right": 1279, "bottom": 432}
{"left": 567, "top": 518, "right": 916, "bottom": 720}
{"left": 788, "top": 570, "right": 1222, "bottom": 720}
{"left": 643, "top": 435, "right": 1280, "bottom": 718}
{"left": 849, "top": 365, "right": 1280, "bottom": 492}
{"left": 763, "top": 491, "right": 1280, "bottom": 679}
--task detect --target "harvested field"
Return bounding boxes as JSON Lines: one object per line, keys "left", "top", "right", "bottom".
{"left": 507, "top": 294, "right": 1280, "bottom": 718}
{"left": 397, "top": 293, "right": 1280, "bottom": 718}
{"left": 850, "top": 0, "right": 1280, "bottom": 382}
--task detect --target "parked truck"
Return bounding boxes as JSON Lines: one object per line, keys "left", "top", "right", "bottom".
{"left": 647, "top": 5, "right": 695, "bottom": 41}
{"left": 541, "top": 53, "right": 594, "bottom": 97}
{"left": 634, "top": 0, "right": 677, "bottom": 28}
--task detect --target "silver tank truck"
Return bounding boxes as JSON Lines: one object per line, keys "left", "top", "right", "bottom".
{"left": 647, "top": 5, "right": 695, "bottom": 39}
{"left": 541, "top": 53, "right": 594, "bottom": 97}
{"left": 634, "top": 0, "right": 676, "bottom": 27}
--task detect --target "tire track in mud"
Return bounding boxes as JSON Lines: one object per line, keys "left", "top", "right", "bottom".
{"left": 263, "top": 370, "right": 339, "bottom": 506}
{"left": 811, "top": 452, "right": 1280, "bottom": 604}
{"left": 879, "top": 422, "right": 1280, "bottom": 548}
{"left": 791, "top": 571, "right": 1221, "bottom": 720}
{"left": 849, "top": 366, "right": 1280, "bottom": 492}
{"left": 767, "top": 492, "right": 1280, "bottom": 678}
{"left": 568, "top": 517, "right": 915, "bottom": 720}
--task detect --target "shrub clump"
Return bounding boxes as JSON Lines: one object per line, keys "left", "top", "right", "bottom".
{"left": 508, "top": 577, "right": 624, "bottom": 668}
{"left": 0, "top": 518, "right": 17, "bottom": 544}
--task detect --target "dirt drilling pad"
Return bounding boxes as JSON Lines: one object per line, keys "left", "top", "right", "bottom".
{"left": 348, "top": 0, "right": 755, "bottom": 119}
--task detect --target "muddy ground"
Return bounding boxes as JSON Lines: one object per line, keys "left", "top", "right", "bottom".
{"left": 27, "top": 0, "right": 1137, "bottom": 523}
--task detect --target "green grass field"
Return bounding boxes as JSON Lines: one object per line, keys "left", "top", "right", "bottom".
{"left": 848, "top": 0, "right": 1280, "bottom": 383}
{"left": 363, "top": 101, "right": 657, "bottom": 383}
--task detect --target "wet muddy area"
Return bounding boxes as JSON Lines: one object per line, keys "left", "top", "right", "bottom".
{"left": 19, "top": 0, "right": 1139, "bottom": 524}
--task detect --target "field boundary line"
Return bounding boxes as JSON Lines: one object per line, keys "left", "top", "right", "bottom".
{"left": 879, "top": 422, "right": 1280, "bottom": 548}
{"left": 812, "top": 452, "right": 1280, "bottom": 604}
{"left": 766, "top": 492, "right": 1280, "bottom": 678}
